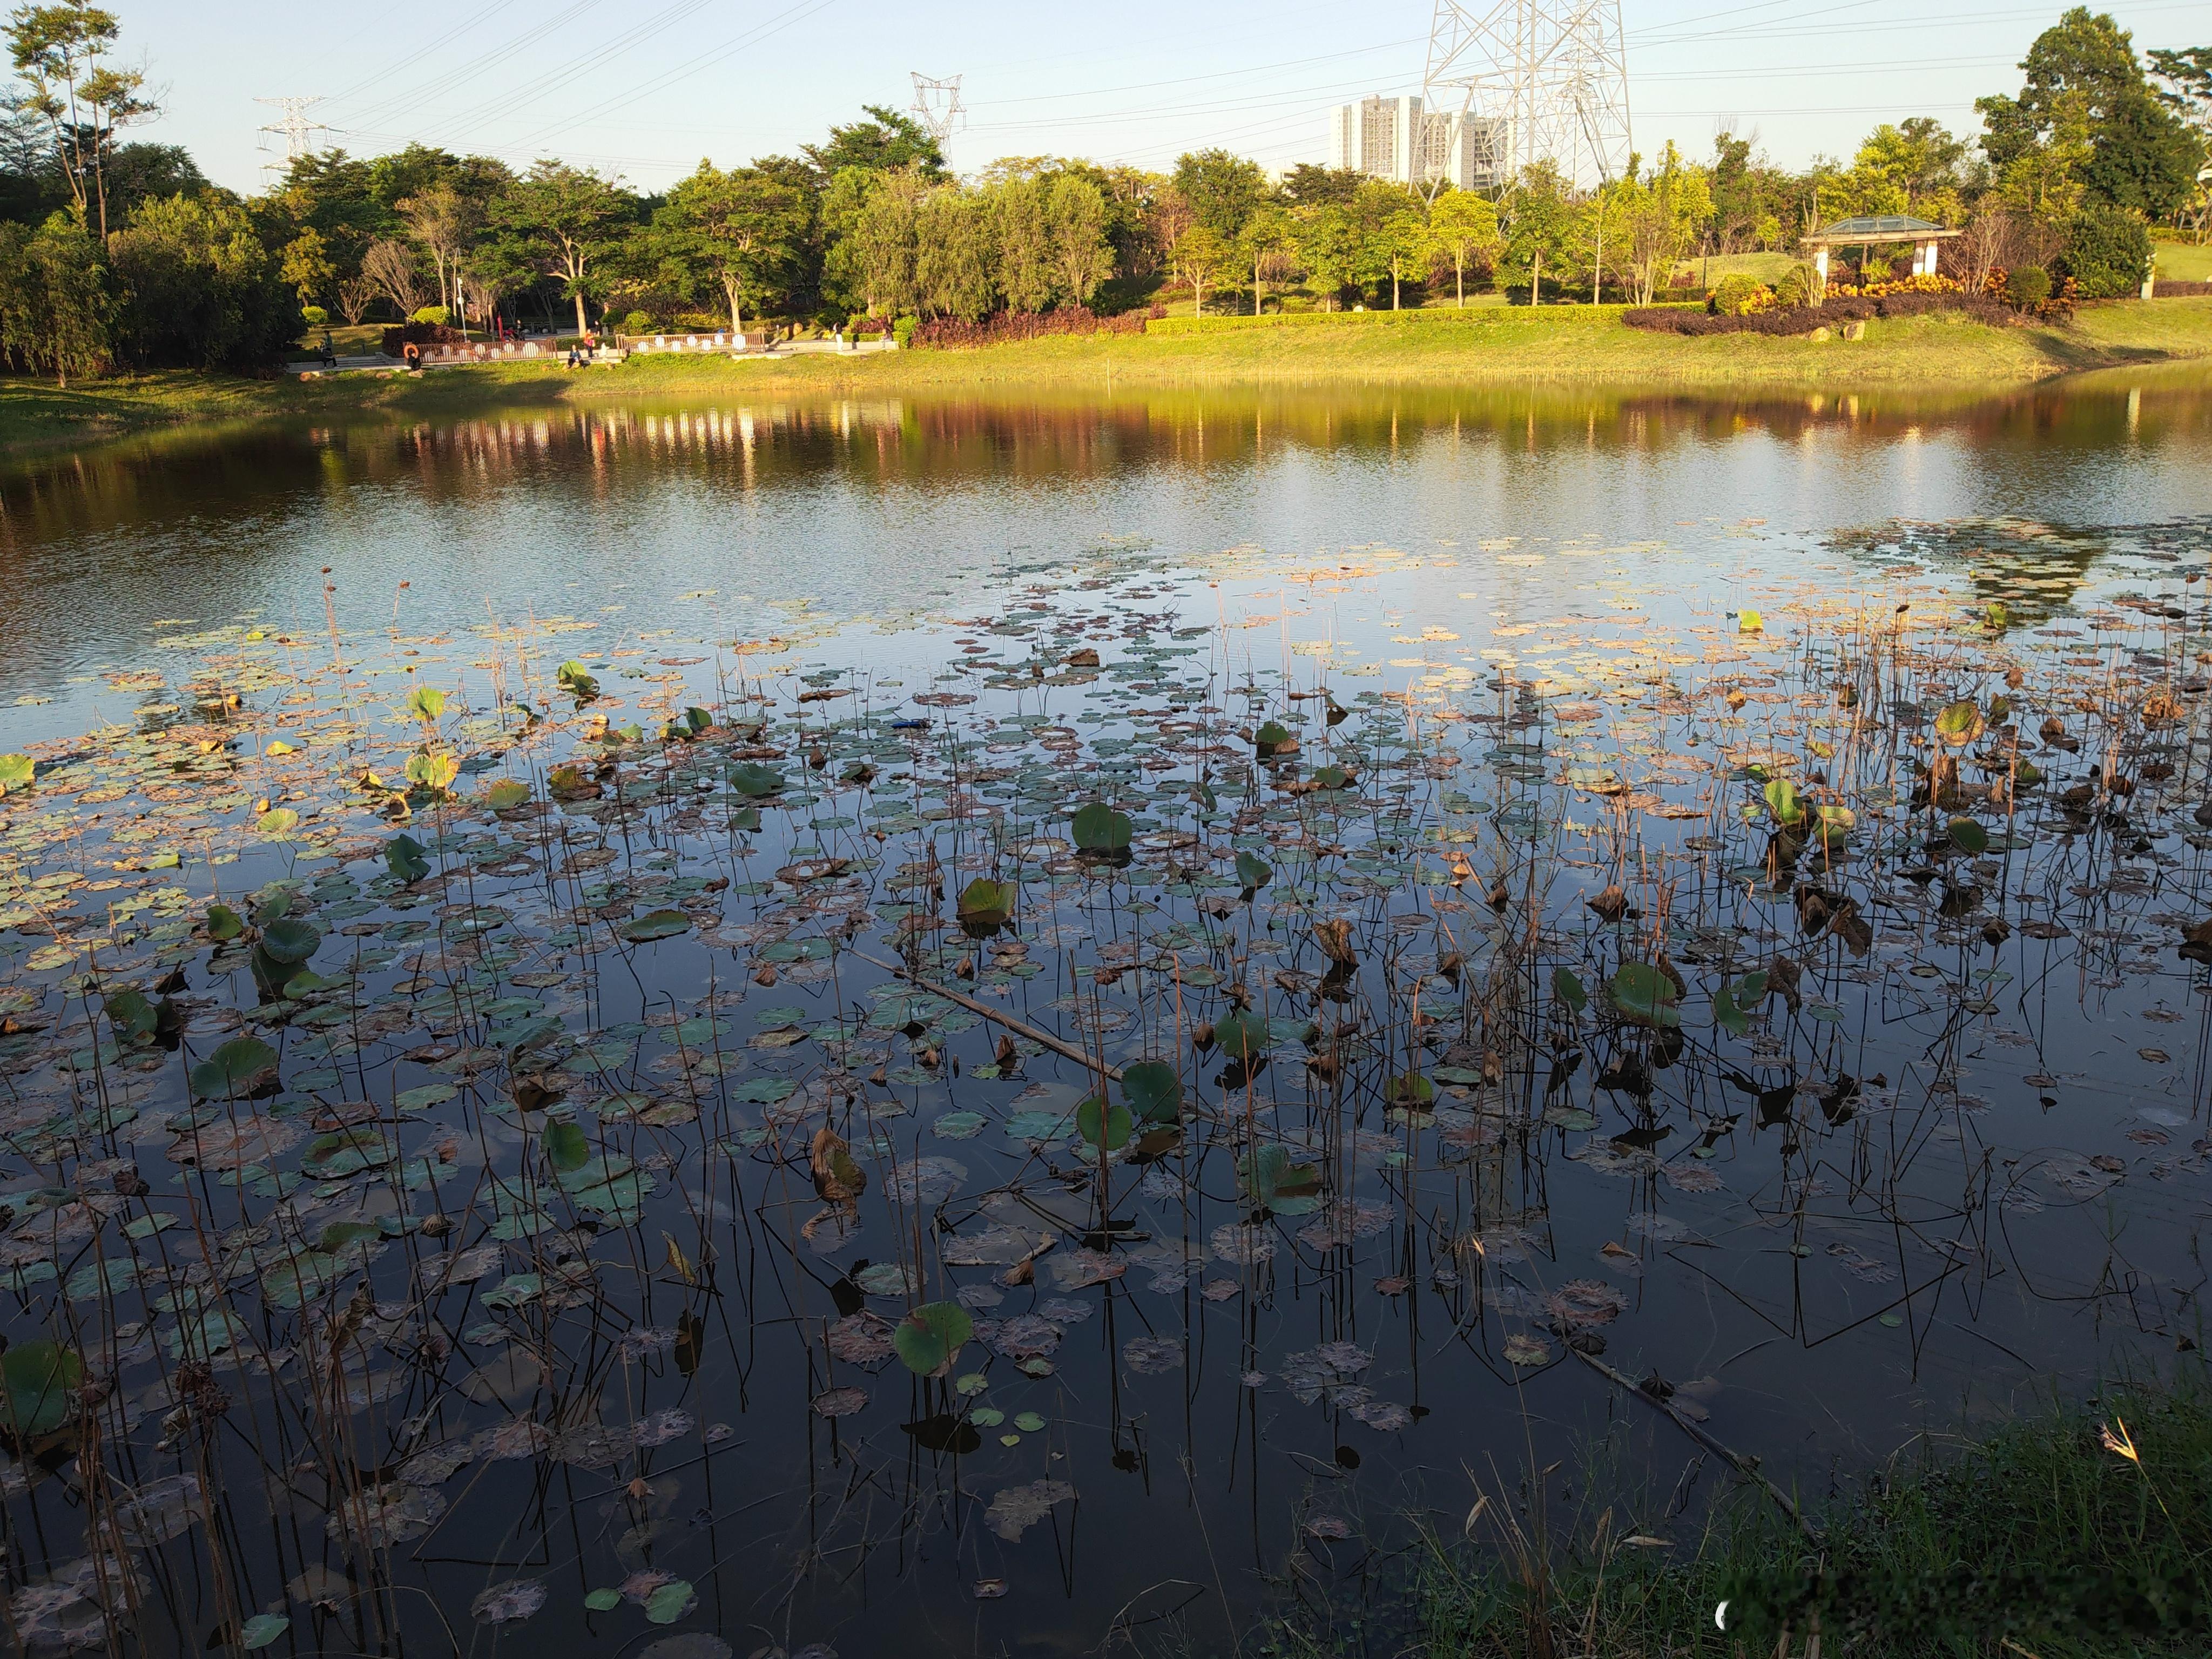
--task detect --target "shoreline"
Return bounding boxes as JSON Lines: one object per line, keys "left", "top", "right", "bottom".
{"left": 4, "top": 298, "right": 2210, "bottom": 455}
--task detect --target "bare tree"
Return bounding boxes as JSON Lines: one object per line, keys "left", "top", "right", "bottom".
{"left": 397, "top": 185, "right": 474, "bottom": 318}
{"left": 335, "top": 275, "right": 376, "bottom": 326}
{"left": 361, "top": 237, "right": 426, "bottom": 319}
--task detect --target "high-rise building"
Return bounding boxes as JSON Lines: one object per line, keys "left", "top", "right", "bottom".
{"left": 1326, "top": 95, "right": 1505, "bottom": 191}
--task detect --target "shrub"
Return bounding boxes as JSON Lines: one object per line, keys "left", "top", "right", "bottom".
{"left": 1622, "top": 291, "right": 2009, "bottom": 337}
{"left": 911, "top": 306, "right": 1147, "bottom": 349}
{"left": 892, "top": 314, "right": 918, "bottom": 349}
{"left": 2004, "top": 266, "right": 2051, "bottom": 307}
{"left": 408, "top": 305, "right": 451, "bottom": 327}
{"left": 379, "top": 320, "right": 466, "bottom": 356}
{"left": 301, "top": 305, "right": 328, "bottom": 327}
{"left": 619, "top": 310, "right": 654, "bottom": 334}
{"left": 1708, "top": 273, "right": 1773, "bottom": 316}
{"left": 2057, "top": 207, "right": 2151, "bottom": 299}
{"left": 1773, "top": 265, "right": 1813, "bottom": 308}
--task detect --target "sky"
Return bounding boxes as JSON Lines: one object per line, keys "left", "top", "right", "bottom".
{"left": 90, "top": 0, "right": 2209, "bottom": 194}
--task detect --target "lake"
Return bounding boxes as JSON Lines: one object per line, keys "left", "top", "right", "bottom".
{"left": 0, "top": 372, "right": 2209, "bottom": 1658}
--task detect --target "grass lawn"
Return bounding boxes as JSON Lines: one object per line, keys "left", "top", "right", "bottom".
{"left": 9, "top": 298, "right": 2211, "bottom": 454}
{"left": 1276, "top": 1379, "right": 2212, "bottom": 1659}
{"left": 2154, "top": 239, "right": 2212, "bottom": 283}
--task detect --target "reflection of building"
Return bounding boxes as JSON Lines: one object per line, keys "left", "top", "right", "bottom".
{"left": 1328, "top": 95, "right": 1504, "bottom": 190}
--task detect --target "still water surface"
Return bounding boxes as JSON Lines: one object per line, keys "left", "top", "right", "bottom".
{"left": 0, "top": 375, "right": 2207, "bottom": 1657}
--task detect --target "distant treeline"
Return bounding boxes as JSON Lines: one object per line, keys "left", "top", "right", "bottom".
{"left": 1, "top": 4, "right": 2206, "bottom": 383}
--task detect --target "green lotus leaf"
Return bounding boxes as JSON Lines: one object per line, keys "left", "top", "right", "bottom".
{"left": 893, "top": 1301, "right": 973, "bottom": 1378}
{"left": 1, "top": 1339, "right": 82, "bottom": 1440}
{"left": 728, "top": 763, "right": 785, "bottom": 798}
{"left": 1120, "top": 1058, "right": 1183, "bottom": 1124}
{"left": 621, "top": 909, "right": 693, "bottom": 942}
{"left": 1075, "top": 1094, "right": 1132, "bottom": 1151}
{"left": 189, "top": 1036, "right": 279, "bottom": 1098}
{"left": 1071, "top": 801, "right": 1132, "bottom": 852}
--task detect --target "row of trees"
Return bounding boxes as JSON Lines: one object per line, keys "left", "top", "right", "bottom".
{"left": 1, "top": 3, "right": 2207, "bottom": 380}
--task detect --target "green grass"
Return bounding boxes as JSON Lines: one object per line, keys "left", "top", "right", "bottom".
{"left": 8, "top": 298, "right": 2212, "bottom": 454}
{"left": 2152, "top": 240, "right": 2212, "bottom": 283}
{"left": 1271, "top": 1380, "right": 2212, "bottom": 1659}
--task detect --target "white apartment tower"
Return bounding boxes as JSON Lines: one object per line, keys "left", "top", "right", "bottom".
{"left": 1327, "top": 95, "right": 1505, "bottom": 191}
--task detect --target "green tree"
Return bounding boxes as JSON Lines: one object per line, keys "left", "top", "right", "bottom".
{"left": 489, "top": 159, "right": 632, "bottom": 335}
{"left": 801, "top": 105, "right": 945, "bottom": 185}
{"left": 1844, "top": 119, "right": 1969, "bottom": 221}
{"left": 1366, "top": 184, "right": 1427, "bottom": 308}
{"left": 1615, "top": 143, "right": 1713, "bottom": 304}
{"left": 914, "top": 186, "right": 995, "bottom": 320}
{"left": 655, "top": 160, "right": 809, "bottom": 329}
{"left": 0, "top": 208, "right": 107, "bottom": 382}
{"left": 990, "top": 174, "right": 1056, "bottom": 313}
{"left": 1166, "top": 222, "right": 1233, "bottom": 315}
{"left": 844, "top": 168, "right": 927, "bottom": 317}
{"left": 1279, "top": 163, "right": 1362, "bottom": 207}
{"left": 1978, "top": 9, "right": 2198, "bottom": 218}
{"left": 1171, "top": 147, "right": 1267, "bottom": 241}
{"left": 108, "top": 192, "right": 297, "bottom": 368}
{"left": 1425, "top": 188, "right": 1499, "bottom": 306}
{"left": 1500, "top": 161, "right": 1576, "bottom": 302}
{"left": 1045, "top": 173, "right": 1113, "bottom": 308}
{"left": 6, "top": 0, "right": 155, "bottom": 240}
{"left": 2149, "top": 46, "right": 2212, "bottom": 238}
{"left": 279, "top": 225, "right": 334, "bottom": 306}
{"left": 1236, "top": 201, "right": 1298, "bottom": 314}
{"left": 2058, "top": 203, "right": 2152, "bottom": 294}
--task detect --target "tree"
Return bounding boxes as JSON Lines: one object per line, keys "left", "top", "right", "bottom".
{"left": 1844, "top": 119, "right": 1968, "bottom": 221}
{"left": 334, "top": 275, "right": 374, "bottom": 326}
{"left": 396, "top": 183, "right": 474, "bottom": 321}
{"left": 1279, "top": 163, "right": 1362, "bottom": 207}
{"left": 1978, "top": 9, "right": 2198, "bottom": 219}
{"left": 1045, "top": 173, "right": 1113, "bottom": 308}
{"left": 1500, "top": 162, "right": 1576, "bottom": 302}
{"left": 655, "top": 160, "right": 808, "bottom": 328}
{"left": 1614, "top": 143, "right": 1713, "bottom": 305}
{"left": 1237, "top": 201, "right": 1298, "bottom": 314}
{"left": 844, "top": 168, "right": 928, "bottom": 317}
{"left": 6, "top": 0, "right": 155, "bottom": 240}
{"left": 1361, "top": 181, "right": 1427, "bottom": 309}
{"left": 490, "top": 159, "right": 632, "bottom": 335}
{"left": 2149, "top": 45, "right": 2212, "bottom": 239}
{"left": 1171, "top": 148, "right": 1267, "bottom": 241}
{"left": 107, "top": 192, "right": 297, "bottom": 368}
{"left": 0, "top": 210, "right": 106, "bottom": 382}
{"left": 1426, "top": 188, "right": 1499, "bottom": 306}
{"left": 279, "top": 226, "right": 334, "bottom": 306}
{"left": 1166, "top": 223, "right": 1232, "bottom": 316}
{"left": 360, "top": 236, "right": 425, "bottom": 319}
{"left": 801, "top": 105, "right": 945, "bottom": 185}
{"left": 914, "top": 186, "right": 995, "bottom": 320}
{"left": 991, "top": 174, "right": 1055, "bottom": 313}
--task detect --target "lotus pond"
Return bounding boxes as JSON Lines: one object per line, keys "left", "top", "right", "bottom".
{"left": 1, "top": 379, "right": 2211, "bottom": 1658}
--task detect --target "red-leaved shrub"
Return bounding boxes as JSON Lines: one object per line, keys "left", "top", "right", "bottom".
{"left": 911, "top": 307, "right": 1147, "bottom": 349}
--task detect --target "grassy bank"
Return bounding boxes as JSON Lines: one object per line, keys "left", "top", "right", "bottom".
{"left": 5, "top": 298, "right": 2211, "bottom": 451}
{"left": 1273, "top": 1382, "right": 2212, "bottom": 1659}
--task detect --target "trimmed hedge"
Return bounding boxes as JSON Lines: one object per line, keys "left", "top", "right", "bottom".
{"left": 1146, "top": 303, "right": 1657, "bottom": 336}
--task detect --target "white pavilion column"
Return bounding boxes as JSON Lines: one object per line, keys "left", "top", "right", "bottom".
{"left": 1813, "top": 247, "right": 1830, "bottom": 304}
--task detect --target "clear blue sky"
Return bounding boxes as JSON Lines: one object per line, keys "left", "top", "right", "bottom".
{"left": 100, "top": 0, "right": 2207, "bottom": 192}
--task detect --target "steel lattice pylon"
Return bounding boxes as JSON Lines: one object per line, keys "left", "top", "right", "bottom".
{"left": 1419, "top": 0, "right": 1631, "bottom": 192}
{"left": 908, "top": 73, "right": 965, "bottom": 148}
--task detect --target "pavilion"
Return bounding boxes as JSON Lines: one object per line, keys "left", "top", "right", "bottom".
{"left": 1800, "top": 214, "right": 1963, "bottom": 303}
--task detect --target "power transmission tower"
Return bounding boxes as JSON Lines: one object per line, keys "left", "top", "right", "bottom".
{"left": 1419, "top": 0, "right": 1631, "bottom": 194}
{"left": 909, "top": 73, "right": 964, "bottom": 149}
{"left": 254, "top": 95, "right": 328, "bottom": 179}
